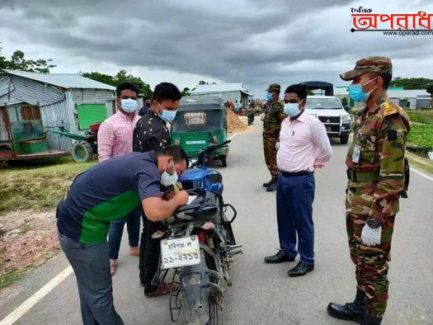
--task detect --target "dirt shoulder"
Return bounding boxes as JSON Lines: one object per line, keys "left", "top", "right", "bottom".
{"left": 0, "top": 210, "right": 59, "bottom": 290}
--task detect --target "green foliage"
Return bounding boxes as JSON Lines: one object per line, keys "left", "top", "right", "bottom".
{"left": 181, "top": 87, "right": 191, "bottom": 96}
{"left": 389, "top": 77, "right": 433, "bottom": 90}
{"left": 82, "top": 70, "right": 153, "bottom": 97}
{"left": 406, "top": 110, "right": 433, "bottom": 125}
{"left": 0, "top": 46, "right": 56, "bottom": 73}
{"left": 0, "top": 270, "right": 24, "bottom": 290}
{"left": 407, "top": 123, "right": 433, "bottom": 148}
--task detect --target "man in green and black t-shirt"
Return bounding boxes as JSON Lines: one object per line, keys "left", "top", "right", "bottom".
{"left": 57, "top": 146, "right": 188, "bottom": 325}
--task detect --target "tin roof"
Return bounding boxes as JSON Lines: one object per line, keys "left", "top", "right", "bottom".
{"left": 1, "top": 69, "right": 116, "bottom": 90}
{"left": 334, "top": 86, "right": 430, "bottom": 98}
{"left": 191, "top": 83, "right": 250, "bottom": 95}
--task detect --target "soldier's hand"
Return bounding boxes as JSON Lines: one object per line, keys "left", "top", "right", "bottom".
{"left": 361, "top": 224, "right": 382, "bottom": 246}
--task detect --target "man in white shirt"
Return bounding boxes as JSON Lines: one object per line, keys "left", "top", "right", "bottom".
{"left": 264, "top": 84, "right": 332, "bottom": 277}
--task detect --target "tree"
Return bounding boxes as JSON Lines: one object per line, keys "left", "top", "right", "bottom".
{"left": 81, "top": 72, "right": 116, "bottom": 87}
{"left": 389, "top": 77, "right": 433, "bottom": 90}
{"left": 181, "top": 87, "right": 191, "bottom": 96}
{"left": 0, "top": 47, "right": 56, "bottom": 73}
{"left": 82, "top": 70, "right": 153, "bottom": 98}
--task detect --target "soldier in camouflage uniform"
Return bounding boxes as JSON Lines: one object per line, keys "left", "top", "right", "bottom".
{"left": 262, "top": 83, "right": 285, "bottom": 192}
{"left": 327, "top": 57, "right": 410, "bottom": 325}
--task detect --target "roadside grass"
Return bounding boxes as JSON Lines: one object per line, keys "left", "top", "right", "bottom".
{"left": 406, "top": 151, "right": 433, "bottom": 175}
{"left": 0, "top": 157, "right": 97, "bottom": 214}
{"left": 407, "top": 123, "right": 433, "bottom": 149}
{"left": 0, "top": 269, "right": 24, "bottom": 290}
{"left": 406, "top": 109, "right": 433, "bottom": 125}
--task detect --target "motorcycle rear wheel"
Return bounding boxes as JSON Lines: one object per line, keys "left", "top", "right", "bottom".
{"left": 208, "top": 296, "right": 221, "bottom": 325}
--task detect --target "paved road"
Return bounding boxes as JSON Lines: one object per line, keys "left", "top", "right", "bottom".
{"left": 1, "top": 123, "right": 433, "bottom": 325}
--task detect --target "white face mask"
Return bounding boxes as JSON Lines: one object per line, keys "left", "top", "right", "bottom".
{"left": 161, "top": 170, "right": 178, "bottom": 186}
{"left": 283, "top": 103, "right": 301, "bottom": 117}
{"left": 120, "top": 98, "right": 138, "bottom": 113}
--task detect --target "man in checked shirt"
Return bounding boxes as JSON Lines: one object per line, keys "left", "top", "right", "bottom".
{"left": 98, "top": 82, "right": 141, "bottom": 276}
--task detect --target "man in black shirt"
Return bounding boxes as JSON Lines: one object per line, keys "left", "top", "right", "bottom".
{"left": 133, "top": 82, "right": 182, "bottom": 297}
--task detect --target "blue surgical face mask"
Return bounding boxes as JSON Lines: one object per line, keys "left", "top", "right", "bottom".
{"left": 266, "top": 92, "right": 273, "bottom": 100}
{"left": 347, "top": 78, "right": 377, "bottom": 103}
{"left": 120, "top": 98, "right": 138, "bottom": 113}
{"left": 159, "top": 109, "right": 177, "bottom": 123}
{"left": 283, "top": 102, "right": 301, "bottom": 117}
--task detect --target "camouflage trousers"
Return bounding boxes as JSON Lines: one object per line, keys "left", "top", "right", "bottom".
{"left": 263, "top": 136, "right": 278, "bottom": 178}
{"left": 346, "top": 212, "right": 396, "bottom": 318}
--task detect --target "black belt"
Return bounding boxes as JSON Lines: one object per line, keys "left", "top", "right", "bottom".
{"left": 280, "top": 170, "right": 313, "bottom": 177}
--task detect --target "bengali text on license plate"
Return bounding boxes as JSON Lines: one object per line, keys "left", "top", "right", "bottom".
{"left": 160, "top": 235, "right": 201, "bottom": 269}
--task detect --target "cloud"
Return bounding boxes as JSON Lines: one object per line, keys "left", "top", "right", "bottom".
{"left": 1, "top": 0, "right": 433, "bottom": 95}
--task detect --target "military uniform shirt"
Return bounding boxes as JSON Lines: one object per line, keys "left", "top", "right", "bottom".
{"left": 263, "top": 99, "right": 285, "bottom": 137}
{"left": 345, "top": 97, "right": 410, "bottom": 218}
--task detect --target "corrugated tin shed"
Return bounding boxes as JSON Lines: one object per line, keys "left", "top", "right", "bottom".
{"left": 191, "top": 83, "right": 251, "bottom": 95}
{"left": 2, "top": 69, "right": 116, "bottom": 90}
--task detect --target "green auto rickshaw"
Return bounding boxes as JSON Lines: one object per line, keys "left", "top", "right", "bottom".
{"left": 171, "top": 96, "right": 229, "bottom": 167}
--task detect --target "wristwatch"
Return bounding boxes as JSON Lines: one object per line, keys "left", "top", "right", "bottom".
{"left": 366, "top": 218, "right": 383, "bottom": 229}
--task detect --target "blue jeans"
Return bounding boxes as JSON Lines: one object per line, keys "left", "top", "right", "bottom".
{"left": 108, "top": 208, "right": 141, "bottom": 260}
{"left": 276, "top": 172, "right": 315, "bottom": 265}
{"left": 59, "top": 232, "right": 124, "bottom": 325}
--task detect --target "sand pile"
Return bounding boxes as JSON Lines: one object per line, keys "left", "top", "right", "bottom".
{"left": 227, "top": 110, "right": 247, "bottom": 133}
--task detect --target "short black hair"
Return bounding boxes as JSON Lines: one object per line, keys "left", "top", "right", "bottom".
{"left": 158, "top": 145, "right": 189, "bottom": 168}
{"left": 116, "top": 82, "right": 139, "bottom": 98}
{"left": 369, "top": 72, "right": 392, "bottom": 90}
{"left": 153, "top": 82, "right": 182, "bottom": 102}
{"left": 284, "top": 84, "right": 308, "bottom": 101}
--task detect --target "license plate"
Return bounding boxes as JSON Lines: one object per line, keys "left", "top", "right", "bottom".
{"left": 160, "top": 235, "right": 201, "bottom": 269}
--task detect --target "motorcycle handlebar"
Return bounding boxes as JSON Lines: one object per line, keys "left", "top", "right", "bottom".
{"left": 190, "top": 140, "right": 231, "bottom": 168}
{"left": 204, "top": 140, "right": 231, "bottom": 152}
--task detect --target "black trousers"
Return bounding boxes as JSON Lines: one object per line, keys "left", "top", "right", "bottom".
{"left": 138, "top": 212, "right": 165, "bottom": 292}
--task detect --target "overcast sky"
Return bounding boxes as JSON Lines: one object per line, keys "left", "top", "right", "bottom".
{"left": 1, "top": 0, "right": 433, "bottom": 96}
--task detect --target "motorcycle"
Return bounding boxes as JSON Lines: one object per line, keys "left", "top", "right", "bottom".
{"left": 153, "top": 141, "right": 241, "bottom": 325}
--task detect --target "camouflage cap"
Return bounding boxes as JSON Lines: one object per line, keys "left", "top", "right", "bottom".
{"left": 266, "top": 83, "right": 281, "bottom": 93}
{"left": 340, "top": 56, "right": 392, "bottom": 81}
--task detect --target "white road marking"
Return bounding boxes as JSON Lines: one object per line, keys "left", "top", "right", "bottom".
{"left": 0, "top": 133, "right": 238, "bottom": 323}
{"left": 229, "top": 133, "right": 238, "bottom": 140}
{"left": 0, "top": 266, "right": 73, "bottom": 325}
{"left": 410, "top": 167, "right": 433, "bottom": 182}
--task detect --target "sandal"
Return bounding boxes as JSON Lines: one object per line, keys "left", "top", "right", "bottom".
{"left": 129, "top": 246, "right": 139, "bottom": 256}
{"left": 145, "top": 282, "right": 177, "bottom": 298}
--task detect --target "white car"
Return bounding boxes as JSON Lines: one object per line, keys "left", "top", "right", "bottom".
{"left": 305, "top": 96, "right": 353, "bottom": 144}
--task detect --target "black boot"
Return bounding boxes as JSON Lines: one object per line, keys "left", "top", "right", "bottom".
{"left": 266, "top": 177, "right": 278, "bottom": 192}
{"left": 262, "top": 178, "right": 274, "bottom": 187}
{"left": 327, "top": 288, "right": 365, "bottom": 322}
{"left": 361, "top": 314, "right": 382, "bottom": 325}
